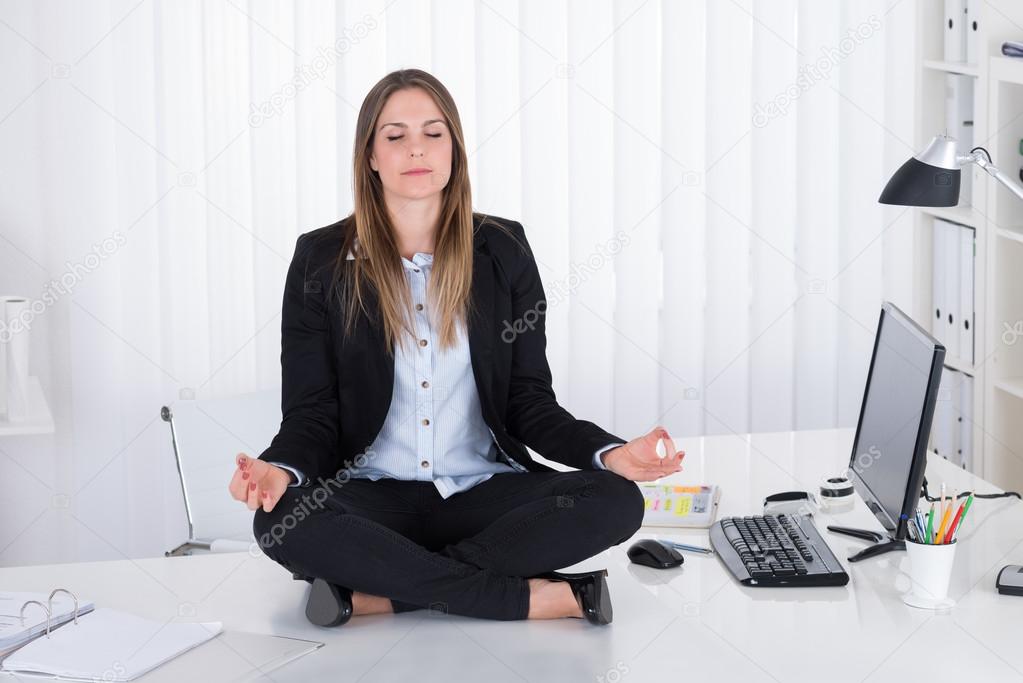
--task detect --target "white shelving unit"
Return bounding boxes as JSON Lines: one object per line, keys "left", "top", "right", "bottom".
{"left": 914, "top": 1, "right": 1023, "bottom": 493}
{"left": 0, "top": 376, "right": 55, "bottom": 436}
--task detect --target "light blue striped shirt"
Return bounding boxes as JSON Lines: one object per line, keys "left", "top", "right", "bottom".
{"left": 272, "top": 247, "right": 621, "bottom": 497}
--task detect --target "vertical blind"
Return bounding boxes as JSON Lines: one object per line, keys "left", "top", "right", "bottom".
{"left": 0, "top": 0, "right": 916, "bottom": 561}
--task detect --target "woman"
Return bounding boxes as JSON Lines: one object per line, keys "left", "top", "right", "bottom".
{"left": 230, "top": 69, "right": 685, "bottom": 626}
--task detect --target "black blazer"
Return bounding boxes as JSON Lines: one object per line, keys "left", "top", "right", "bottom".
{"left": 258, "top": 212, "right": 627, "bottom": 486}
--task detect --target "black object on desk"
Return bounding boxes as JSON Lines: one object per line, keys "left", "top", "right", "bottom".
{"left": 627, "top": 539, "right": 684, "bottom": 569}
{"left": 996, "top": 565, "right": 1023, "bottom": 596}
{"left": 710, "top": 514, "right": 849, "bottom": 587}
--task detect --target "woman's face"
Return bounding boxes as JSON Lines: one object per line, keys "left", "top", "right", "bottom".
{"left": 369, "top": 87, "right": 452, "bottom": 203}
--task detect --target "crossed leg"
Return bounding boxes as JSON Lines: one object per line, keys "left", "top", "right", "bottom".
{"left": 252, "top": 470, "right": 644, "bottom": 621}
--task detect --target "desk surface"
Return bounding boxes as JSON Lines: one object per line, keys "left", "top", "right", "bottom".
{"left": 2, "top": 428, "right": 1022, "bottom": 682}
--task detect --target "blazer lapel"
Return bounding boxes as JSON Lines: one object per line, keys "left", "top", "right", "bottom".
{"left": 468, "top": 237, "right": 495, "bottom": 402}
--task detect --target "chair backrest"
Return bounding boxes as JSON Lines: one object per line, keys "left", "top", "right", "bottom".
{"left": 166, "top": 388, "right": 282, "bottom": 543}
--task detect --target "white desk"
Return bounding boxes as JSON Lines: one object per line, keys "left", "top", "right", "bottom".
{"left": 2, "top": 428, "right": 1022, "bottom": 682}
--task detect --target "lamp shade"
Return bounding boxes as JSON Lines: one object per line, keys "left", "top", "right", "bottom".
{"left": 878, "top": 135, "right": 962, "bottom": 207}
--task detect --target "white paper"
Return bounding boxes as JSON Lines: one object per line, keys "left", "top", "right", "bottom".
{"left": 1, "top": 608, "right": 222, "bottom": 681}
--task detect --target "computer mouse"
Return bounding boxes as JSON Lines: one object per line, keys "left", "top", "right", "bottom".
{"left": 627, "top": 539, "right": 685, "bottom": 569}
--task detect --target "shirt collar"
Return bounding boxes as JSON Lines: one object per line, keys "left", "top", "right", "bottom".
{"left": 402, "top": 252, "right": 433, "bottom": 270}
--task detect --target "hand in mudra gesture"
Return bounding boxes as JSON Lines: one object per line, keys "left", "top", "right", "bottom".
{"left": 228, "top": 453, "right": 291, "bottom": 513}
{"left": 601, "top": 425, "right": 685, "bottom": 482}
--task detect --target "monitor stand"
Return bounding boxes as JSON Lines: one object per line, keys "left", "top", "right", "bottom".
{"left": 826, "top": 525, "right": 906, "bottom": 562}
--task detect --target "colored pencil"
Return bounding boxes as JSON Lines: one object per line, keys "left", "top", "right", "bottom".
{"left": 950, "top": 493, "right": 975, "bottom": 543}
{"left": 926, "top": 503, "right": 935, "bottom": 544}
{"left": 944, "top": 499, "right": 966, "bottom": 544}
{"left": 935, "top": 501, "right": 954, "bottom": 544}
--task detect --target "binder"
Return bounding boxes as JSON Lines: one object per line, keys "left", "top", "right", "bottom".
{"left": 0, "top": 587, "right": 322, "bottom": 681}
{"left": 966, "top": 0, "right": 980, "bottom": 65}
{"left": 934, "top": 219, "right": 962, "bottom": 360}
{"left": 951, "top": 369, "right": 963, "bottom": 468}
{"left": 960, "top": 373, "right": 974, "bottom": 472}
{"left": 959, "top": 225, "right": 976, "bottom": 364}
{"left": 3, "top": 608, "right": 222, "bottom": 681}
{"left": 932, "top": 220, "right": 946, "bottom": 346}
{"left": 0, "top": 590, "right": 94, "bottom": 658}
{"left": 945, "top": 74, "right": 974, "bottom": 206}
{"left": 944, "top": 0, "right": 968, "bottom": 62}
{"left": 945, "top": 219, "right": 960, "bottom": 361}
{"left": 933, "top": 367, "right": 958, "bottom": 462}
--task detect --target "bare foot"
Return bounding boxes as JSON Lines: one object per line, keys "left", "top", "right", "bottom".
{"left": 351, "top": 590, "right": 394, "bottom": 616}
{"left": 527, "top": 578, "right": 584, "bottom": 619}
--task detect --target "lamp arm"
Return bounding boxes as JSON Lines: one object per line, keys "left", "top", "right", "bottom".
{"left": 957, "top": 151, "right": 1023, "bottom": 203}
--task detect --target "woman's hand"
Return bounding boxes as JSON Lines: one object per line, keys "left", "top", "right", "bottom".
{"left": 601, "top": 425, "right": 685, "bottom": 481}
{"left": 229, "top": 453, "right": 291, "bottom": 513}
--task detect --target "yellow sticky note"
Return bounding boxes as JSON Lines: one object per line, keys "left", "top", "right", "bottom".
{"left": 674, "top": 497, "right": 692, "bottom": 516}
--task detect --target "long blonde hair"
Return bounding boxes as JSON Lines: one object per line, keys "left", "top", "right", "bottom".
{"left": 329, "top": 69, "right": 476, "bottom": 356}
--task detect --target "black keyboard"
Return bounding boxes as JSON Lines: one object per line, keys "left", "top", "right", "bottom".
{"left": 709, "top": 514, "right": 849, "bottom": 587}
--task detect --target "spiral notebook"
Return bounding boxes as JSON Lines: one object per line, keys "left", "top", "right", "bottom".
{"left": 0, "top": 589, "right": 322, "bottom": 681}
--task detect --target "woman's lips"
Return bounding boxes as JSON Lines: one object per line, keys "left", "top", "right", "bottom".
{"left": 402, "top": 169, "right": 432, "bottom": 176}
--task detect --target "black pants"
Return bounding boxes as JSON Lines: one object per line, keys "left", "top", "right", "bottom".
{"left": 253, "top": 469, "right": 645, "bottom": 621}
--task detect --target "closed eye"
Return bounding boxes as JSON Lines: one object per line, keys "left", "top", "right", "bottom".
{"left": 386, "top": 133, "right": 443, "bottom": 141}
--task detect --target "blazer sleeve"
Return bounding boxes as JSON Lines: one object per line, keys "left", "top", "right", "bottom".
{"left": 258, "top": 233, "right": 339, "bottom": 484}
{"left": 503, "top": 221, "right": 629, "bottom": 471}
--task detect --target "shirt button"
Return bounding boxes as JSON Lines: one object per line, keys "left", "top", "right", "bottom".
{"left": 416, "top": 303, "right": 424, "bottom": 311}
{"left": 419, "top": 339, "right": 428, "bottom": 347}
{"left": 422, "top": 418, "right": 430, "bottom": 426}
{"left": 421, "top": 380, "right": 429, "bottom": 388}
{"left": 421, "top": 460, "right": 430, "bottom": 468}
{"left": 414, "top": 268, "right": 420, "bottom": 272}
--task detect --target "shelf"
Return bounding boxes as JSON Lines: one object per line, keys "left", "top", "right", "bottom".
{"left": 997, "top": 227, "right": 1023, "bottom": 245}
{"left": 919, "top": 205, "right": 983, "bottom": 229}
{"left": 923, "top": 59, "right": 980, "bottom": 77}
{"left": 990, "top": 56, "right": 1023, "bottom": 85}
{"left": 0, "top": 376, "right": 55, "bottom": 436}
{"left": 994, "top": 378, "right": 1023, "bottom": 401}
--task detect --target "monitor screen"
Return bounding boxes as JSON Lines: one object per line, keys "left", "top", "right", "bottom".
{"left": 847, "top": 302, "right": 944, "bottom": 537}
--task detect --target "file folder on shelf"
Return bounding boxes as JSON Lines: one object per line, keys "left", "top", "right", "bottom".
{"left": 945, "top": 74, "right": 974, "bottom": 205}
{"left": 933, "top": 367, "right": 958, "bottom": 463}
{"left": 944, "top": 0, "right": 968, "bottom": 62}
{"left": 959, "top": 225, "right": 975, "bottom": 365}
{"left": 960, "top": 373, "right": 974, "bottom": 472}
{"left": 933, "top": 218, "right": 974, "bottom": 366}
{"left": 966, "top": 0, "right": 980, "bottom": 65}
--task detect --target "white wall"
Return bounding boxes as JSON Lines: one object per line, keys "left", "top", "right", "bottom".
{"left": 0, "top": 0, "right": 916, "bottom": 565}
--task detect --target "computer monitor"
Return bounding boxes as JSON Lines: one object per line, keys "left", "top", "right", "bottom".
{"left": 840, "top": 301, "right": 945, "bottom": 561}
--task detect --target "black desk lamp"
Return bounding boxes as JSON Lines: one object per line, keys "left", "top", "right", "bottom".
{"left": 879, "top": 134, "right": 1023, "bottom": 206}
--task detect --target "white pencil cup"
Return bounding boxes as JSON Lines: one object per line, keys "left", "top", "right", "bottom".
{"left": 901, "top": 538, "right": 957, "bottom": 609}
